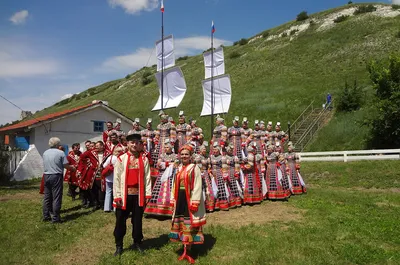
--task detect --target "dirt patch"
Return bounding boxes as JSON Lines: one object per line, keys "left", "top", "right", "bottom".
{"left": 0, "top": 191, "right": 41, "bottom": 202}
{"left": 207, "top": 202, "right": 304, "bottom": 228}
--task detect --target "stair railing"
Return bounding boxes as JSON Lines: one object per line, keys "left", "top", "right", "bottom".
{"left": 289, "top": 100, "right": 315, "bottom": 137}
{"left": 295, "top": 99, "right": 334, "bottom": 151}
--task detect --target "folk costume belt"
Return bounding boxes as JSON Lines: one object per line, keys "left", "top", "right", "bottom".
{"left": 127, "top": 186, "right": 139, "bottom": 195}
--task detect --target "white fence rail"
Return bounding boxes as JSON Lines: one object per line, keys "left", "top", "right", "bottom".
{"left": 299, "top": 149, "right": 400, "bottom": 162}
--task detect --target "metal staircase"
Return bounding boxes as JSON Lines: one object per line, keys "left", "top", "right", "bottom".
{"left": 289, "top": 100, "right": 333, "bottom": 151}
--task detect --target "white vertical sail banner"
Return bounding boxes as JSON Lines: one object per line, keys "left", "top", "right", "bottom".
{"left": 156, "top": 34, "right": 175, "bottom": 72}
{"left": 200, "top": 74, "right": 232, "bottom": 116}
{"left": 203, "top": 47, "right": 225, "bottom": 79}
{"left": 152, "top": 66, "right": 188, "bottom": 111}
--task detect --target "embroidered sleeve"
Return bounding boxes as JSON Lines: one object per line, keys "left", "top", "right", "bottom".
{"left": 190, "top": 165, "right": 202, "bottom": 205}
{"left": 113, "top": 155, "right": 123, "bottom": 201}
{"left": 144, "top": 157, "right": 152, "bottom": 198}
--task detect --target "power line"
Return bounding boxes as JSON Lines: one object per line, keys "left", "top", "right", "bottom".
{"left": 0, "top": 94, "right": 25, "bottom": 113}
{"left": 0, "top": 94, "right": 49, "bottom": 133}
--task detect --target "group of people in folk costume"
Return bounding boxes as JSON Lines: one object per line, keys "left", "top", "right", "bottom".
{"left": 141, "top": 112, "right": 307, "bottom": 219}
{"left": 58, "top": 110, "right": 306, "bottom": 262}
{"left": 62, "top": 110, "right": 306, "bottom": 214}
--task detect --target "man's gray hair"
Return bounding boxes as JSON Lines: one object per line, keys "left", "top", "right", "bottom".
{"left": 49, "top": 137, "right": 61, "bottom": 148}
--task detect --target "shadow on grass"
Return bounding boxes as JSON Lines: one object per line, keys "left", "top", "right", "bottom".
{"left": 60, "top": 204, "right": 83, "bottom": 214}
{"left": 141, "top": 234, "right": 170, "bottom": 250}
{"left": 174, "top": 234, "right": 217, "bottom": 259}
{"left": 62, "top": 208, "right": 96, "bottom": 222}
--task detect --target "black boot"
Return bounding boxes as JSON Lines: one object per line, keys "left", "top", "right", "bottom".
{"left": 131, "top": 242, "right": 144, "bottom": 253}
{"left": 114, "top": 246, "right": 123, "bottom": 256}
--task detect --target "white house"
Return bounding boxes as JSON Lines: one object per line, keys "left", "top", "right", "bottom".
{"left": 0, "top": 100, "right": 134, "bottom": 155}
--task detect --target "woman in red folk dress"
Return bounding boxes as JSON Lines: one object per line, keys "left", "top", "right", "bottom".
{"left": 241, "top": 143, "right": 263, "bottom": 204}
{"left": 186, "top": 120, "right": 204, "bottom": 155}
{"left": 194, "top": 144, "right": 215, "bottom": 212}
{"left": 169, "top": 144, "right": 206, "bottom": 264}
{"left": 265, "top": 142, "right": 290, "bottom": 200}
{"left": 209, "top": 143, "right": 230, "bottom": 211}
{"left": 227, "top": 116, "right": 243, "bottom": 162}
{"left": 285, "top": 142, "right": 306, "bottom": 195}
{"left": 222, "top": 144, "right": 243, "bottom": 208}
{"left": 144, "top": 139, "right": 177, "bottom": 218}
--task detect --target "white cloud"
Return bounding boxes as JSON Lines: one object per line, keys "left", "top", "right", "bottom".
{"left": 100, "top": 36, "right": 232, "bottom": 73}
{"left": 108, "top": 0, "right": 159, "bottom": 14}
{"left": 0, "top": 40, "right": 61, "bottom": 78}
{"left": 9, "top": 10, "right": 29, "bottom": 25}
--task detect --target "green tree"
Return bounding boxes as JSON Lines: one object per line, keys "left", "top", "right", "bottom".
{"left": 296, "top": 11, "right": 309, "bottom": 21}
{"left": 336, "top": 80, "right": 363, "bottom": 112}
{"left": 366, "top": 54, "right": 400, "bottom": 148}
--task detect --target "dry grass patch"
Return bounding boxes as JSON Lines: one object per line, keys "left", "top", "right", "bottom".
{"left": 207, "top": 202, "right": 305, "bottom": 228}
{"left": 0, "top": 190, "right": 40, "bottom": 202}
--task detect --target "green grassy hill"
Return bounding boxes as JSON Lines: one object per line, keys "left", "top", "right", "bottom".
{"left": 35, "top": 3, "right": 400, "bottom": 150}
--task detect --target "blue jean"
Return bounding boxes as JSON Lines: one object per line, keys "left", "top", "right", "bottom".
{"left": 104, "top": 181, "right": 113, "bottom": 211}
{"left": 43, "top": 174, "right": 63, "bottom": 221}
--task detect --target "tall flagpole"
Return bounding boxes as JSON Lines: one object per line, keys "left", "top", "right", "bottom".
{"left": 161, "top": 0, "right": 165, "bottom": 111}
{"left": 210, "top": 21, "right": 215, "bottom": 137}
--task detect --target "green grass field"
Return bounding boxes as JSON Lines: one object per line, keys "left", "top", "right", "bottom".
{"left": 12, "top": 3, "right": 399, "bottom": 151}
{"left": 1, "top": 160, "right": 399, "bottom": 265}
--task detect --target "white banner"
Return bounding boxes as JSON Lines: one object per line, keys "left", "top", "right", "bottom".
{"left": 203, "top": 47, "right": 225, "bottom": 79}
{"left": 156, "top": 34, "right": 175, "bottom": 72}
{"left": 152, "top": 66, "right": 187, "bottom": 111}
{"left": 200, "top": 74, "right": 232, "bottom": 116}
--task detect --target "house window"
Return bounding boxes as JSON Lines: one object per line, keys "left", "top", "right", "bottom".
{"left": 93, "top": 121, "right": 104, "bottom": 132}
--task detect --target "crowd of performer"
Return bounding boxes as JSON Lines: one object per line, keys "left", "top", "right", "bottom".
{"left": 62, "top": 110, "right": 306, "bottom": 215}
{"left": 41, "top": 110, "right": 306, "bottom": 262}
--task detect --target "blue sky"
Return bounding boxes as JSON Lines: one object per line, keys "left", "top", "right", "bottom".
{"left": 0, "top": 0, "right": 389, "bottom": 125}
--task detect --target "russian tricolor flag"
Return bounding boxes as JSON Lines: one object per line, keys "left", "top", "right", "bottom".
{"left": 161, "top": 0, "right": 164, "bottom": 12}
{"left": 212, "top": 21, "right": 215, "bottom": 34}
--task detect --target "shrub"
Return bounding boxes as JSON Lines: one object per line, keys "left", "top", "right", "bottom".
{"left": 309, "top": 19, "right": 315, "bottom": 25}
{"left": 334, "top": 15, "right": 349, "bottom": 23}
{"left": 125, "top": 74, "right": 131, "bottom": 79}
{"left": 296, "top": 11, "right": 309, "bottom": 21}
{"left": 336, "top": 80, "right": 364, "bottom": 112}
{"left": 354, "top": 5, "right": 376, "bottom": 15}
{"left": 177, "top": 56, "right": 188, "bottom": 61}
{"left": 236, "top": 38, "right": 248, "bottom": 46}
{"left": 396, "top": 30, "right": 400, "bottom": 38}
{"left": 282, "top": 32, "right": 288, "bottom": 37}
{"left": 290, "top": 29, "right": 299, "bottom": 35}
{"left": 348, "top": 1, "right": 353, "bottom": 4}
{"left": 141, "top": 71, "right": 154, "bottom": 86}
{"left": 229, "top": 51, "right": 241, "bottom": 59}
{"left": 366, "top": 54, "right": 400, "bottom": 148}
{"left": 262, "top": 31, "right": 270, "bottom": 38}
{"left": 142, "top": 70, "right": 152, "bottom": 79}
{"left": 87, "top": 87, "right": 97, "bottom": 96}
{"left": 392, "top": 5, "right": 400, "bottom": 10}
{"left": 151, "top": 64, "right": 156, "bottom": 68}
